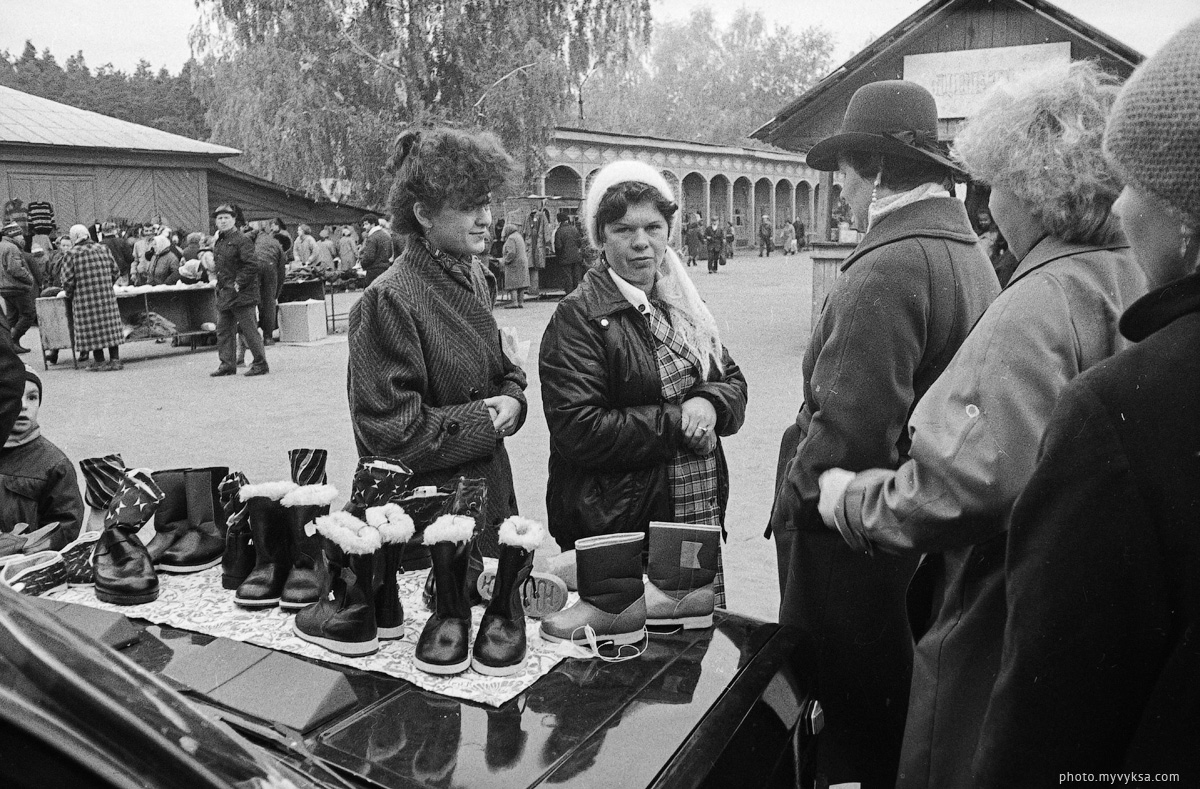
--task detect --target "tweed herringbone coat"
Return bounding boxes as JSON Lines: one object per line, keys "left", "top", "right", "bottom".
{"left": 61, "top": 242, "right": 123, "bottom": 353}
{"left": 347, "top": 238, "right": 527, "bottom": 551}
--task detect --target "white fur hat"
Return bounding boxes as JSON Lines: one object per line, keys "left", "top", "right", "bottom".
{"left": 584, "top": 160, "right": 675, "bottom": 249}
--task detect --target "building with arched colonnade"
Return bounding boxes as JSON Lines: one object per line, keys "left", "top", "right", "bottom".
{"left": 540, "top": 127, "right": 837, "bottom": 249}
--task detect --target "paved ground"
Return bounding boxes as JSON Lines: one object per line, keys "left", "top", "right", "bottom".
{"left": 29, "top": 251, "right": 815, "bottom": 622}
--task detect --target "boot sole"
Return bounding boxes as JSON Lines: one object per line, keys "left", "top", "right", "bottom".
{"left": 647, "top": 613, "right": 714, "bottom": 629}
{"left": 156, "top": 556, "right": 222, "bottom": 574}
{"left": 378, "top": 625, "right": 405, "bottom": 640}
{"left": 538, "top": 627, "right": 645, "bottom": 646}
{"left": 67, "top": 580, "right": 95, "bottom": 588}
{"left": 471, "top": 657, "right": 524, "bottom": 677}
{"left": 292, "top": 621, "right": 379, "bottom": 656}
{"left": 413, "top": 655, "right": 471, "bottom": 675}
{"left": 95, "top": 588, "right": 159, "bottom": 606}
{"left": 477, "top": 571, "right": 569, "bottom": 618}
{"left": 278, "top": 599, "right": 319, "bottom": 612}
{"left": 233, "top": 596, "right": 280, "bottom": 608}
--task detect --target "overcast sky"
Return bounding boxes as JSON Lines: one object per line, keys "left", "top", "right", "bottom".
{"left": 0, "top": 0, "right": 1192, "bottom": 74}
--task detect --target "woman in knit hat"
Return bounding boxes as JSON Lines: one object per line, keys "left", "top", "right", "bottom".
{"left": 539, "top": 159, "right": 747, "bottom": 604}
{"left": 815, "top": 60, "right": 1149, "bottom": 789}
{"left": 973, "top": 19, "right": 1200, "bottom": 785}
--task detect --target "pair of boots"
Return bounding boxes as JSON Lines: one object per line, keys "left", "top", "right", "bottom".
{"left": 414, "top": 514, "right": 547, "bottom": 677}
{"left": 538, "top": 522, "right": 721, "bottom": 646}
{"left": 147, "top": 466, "right": 230, "bottom": 573}
{"left": 293, "top": 456, "right": 415, "bottom": 656}
{"left": 227, "top": 447, "right": 336, "bottom": 609}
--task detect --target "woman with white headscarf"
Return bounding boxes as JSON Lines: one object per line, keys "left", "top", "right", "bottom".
{"left": 61, "top": 224, "right": 124, "bottom": 371}
{"left": 539, "top": 160, "right": 747, "bottom": 607}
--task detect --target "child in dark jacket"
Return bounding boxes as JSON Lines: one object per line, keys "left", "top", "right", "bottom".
{"left": 0, "top": 365, "right": 83, "bottom": 550}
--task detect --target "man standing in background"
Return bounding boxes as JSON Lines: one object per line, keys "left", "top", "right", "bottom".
{"left": 0, "top": 223, "right": 35, "bottom": 353}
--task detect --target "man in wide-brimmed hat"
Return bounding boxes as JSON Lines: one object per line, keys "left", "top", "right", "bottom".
{"left": 768, "top": 79, "right": 1000, "bottom": 789}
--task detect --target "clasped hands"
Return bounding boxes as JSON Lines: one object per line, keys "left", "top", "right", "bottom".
{"left": 680, "top": 397, "right": 718, "bottom": 455}
{"left": 484, "top": 395, "right": 522, "bottom": 437}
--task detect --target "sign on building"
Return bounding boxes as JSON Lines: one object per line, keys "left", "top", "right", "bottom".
{"left": 904, "top": 42, "right": 1071, "bottom": 119}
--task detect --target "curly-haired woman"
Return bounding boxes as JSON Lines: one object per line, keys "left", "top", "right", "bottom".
{"left": 347, "top": 128, "right": 527, "bottom": 556}
{"left": 815, "top": 61, "right": 1150, "bottom": 789}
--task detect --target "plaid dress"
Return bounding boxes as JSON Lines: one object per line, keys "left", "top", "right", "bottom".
{"left": 645, "top": 301, "right": 726, "bottom": 607}
{"left": 61, "top": 242, "right": 123, "bottom": 352}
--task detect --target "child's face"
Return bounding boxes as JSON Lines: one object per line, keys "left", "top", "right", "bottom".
{"left": 12, "top": 382, "right": 40, "bottom": 440}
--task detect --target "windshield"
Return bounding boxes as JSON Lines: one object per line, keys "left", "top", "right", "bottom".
{"left": 0, "top": 585, "right": 297, "bottom": 789}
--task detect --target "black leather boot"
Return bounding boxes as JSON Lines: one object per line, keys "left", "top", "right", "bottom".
{"left": 218, "top": 471, "right": 254, "bottom": 590}
{"left": 347, "top": 456, "right": 415, "bottom": 637}
{"left": 414, "top": 515, "right": 476, "bottom": 675}
{"left": 421, "top": 477, "right": 487, "bottom": 608}
{"left": 471, "top": 539, "right": 534, "bottom": 676}
{"left": 278, "top": 483, "right": 337, "bottom": 610}
{"left": 158, "top": 467, "right": 229, "bottom": 573}
{"left": 234, "top": 481, "right": 296, "bottom": 608}
{"left": 293, "top": 511, "right": 380, "bottom": 656}
{"left": 93, "top": 469, "right": 164, "bottom": 606}
{"left": 146, "top": 468, "right": 189, "bottom": 562}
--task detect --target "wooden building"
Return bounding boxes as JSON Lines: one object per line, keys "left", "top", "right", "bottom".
{"left": 752, "top": 0, "right": 1144, "bottom": 239}
{"left": 540, "top": 127, "right": 825, "bottom": 248}
{"left": 0, "top": 85, "right": 370, "bottom": 235}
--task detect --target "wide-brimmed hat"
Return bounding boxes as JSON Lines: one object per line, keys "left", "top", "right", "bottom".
{"left": 807, "top": 80, "right": 964, "bottom": 175}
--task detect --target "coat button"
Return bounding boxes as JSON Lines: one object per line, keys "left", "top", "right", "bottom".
{"left": 469, "top": 387, "right": 481, "bottom": 400}
{"left": 965, "top": 404, "right": 980, "bottom": 418}
{"left": 446, "top": 421, "right": 460, "bottom": 435}
{"left": 600, "top": 318, "right": 609, "bottom": 327}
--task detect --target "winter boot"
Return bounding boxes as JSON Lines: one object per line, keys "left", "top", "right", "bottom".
{"left": 78, "top": 454, "right": 125, "bottom": 534}
{"left": 346, "top": 456, "right": 415, "bottom": 637}
{"left": 146, "top": 468, "right": 189, "bottom": 563}
{"left": 484, "top": 704, "right": 527, "bottom": 771}
{"left": 234, "top": 481, "right": 297, "bottom": 608}
{"left": 395, "top": 484, "right": 450, "bottom": 571}
{"left": 293, "top": 511, "right": 382, "bottom": 656}
{"left": 539, "top": 532, "right": 646, "bottom": 646}
{"left": 478, "top": 552, "right": 569, "bottom": 619}
{"left": 414, "top": 514, "right": 476, "bottom": 675}
{"left": 218, "top": 471, "right": 254, "bottom": 590}
{"left": 368, "top": 504, "right": 415, "bottom": 639}
{"left": 93, "top": 469, "right": 165, "bottom": 606}
{"left": 471, "top": 517, "right": 545, "bottom": 676}
{"left": 421, "top": 477, "right": 487, "bottom": 608}
{"left": 278, "top": 482, "right": 338, "bottom": 610}
{"left": 157, "top": 467, "right": 230, "bottom": 573}
{"left": 644, "top": 522, "right": 720, "bottom": 629}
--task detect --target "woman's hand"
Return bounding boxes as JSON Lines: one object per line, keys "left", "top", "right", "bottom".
{"left": 817, "top": 468, "right": 857, "bottom": 528}
{"left": 484, "top": 395, "right": 522, "bottom": 437}
{"left": 680, "top": 397, "right": 718, "bottom": 454}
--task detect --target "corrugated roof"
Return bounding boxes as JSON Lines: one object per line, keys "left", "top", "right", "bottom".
{"left": 0, "top": 85, "right": 239, "bottom": 157}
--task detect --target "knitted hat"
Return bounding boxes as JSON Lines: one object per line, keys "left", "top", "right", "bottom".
{"left": 23, "top": 364, "right": 41, "bottom": 399}
{"left": 583, "top": 160, "right": 675, "bottom": 249}
{"left": 1, "top": 222, "right": 20, "bottom": 237}
{"left": 1103, "top": 17, "right": 1200, "bottom": 223}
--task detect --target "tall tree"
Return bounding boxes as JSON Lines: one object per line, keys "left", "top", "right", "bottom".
{"left": 192, "top": 0, "right": 651, "bottom": 207}
{"left": 579, "top": 7, "right": 834, "bottom": 146}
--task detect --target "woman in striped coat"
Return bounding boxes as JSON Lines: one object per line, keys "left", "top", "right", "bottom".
{"left": 61, "top": 224, "right": 124, "bottom": 372}
{"left": 347, "top": 127, "right": 526, "bottom": 556}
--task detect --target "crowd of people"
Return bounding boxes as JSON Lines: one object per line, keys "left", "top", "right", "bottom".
{"left": 0, "top": 14, "right": 1197, "bottom": 786}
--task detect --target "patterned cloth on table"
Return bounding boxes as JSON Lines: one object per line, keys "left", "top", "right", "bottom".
{"left": 645, "top": 300, "right": 726, "bottom": 607}
{"left": 60, "top": 242, "right": 123, "bottom": 352}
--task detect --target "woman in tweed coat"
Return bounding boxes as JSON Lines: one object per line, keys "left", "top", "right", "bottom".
{"left": 348, "top": 127, "right": 526, "bottom": 556}
{"left": 61, "top": 224, "right": 124, "bottom": 372}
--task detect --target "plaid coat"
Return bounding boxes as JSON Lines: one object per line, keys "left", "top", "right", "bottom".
{"left": 61, "top": 242, "right": 123, "bottom": 352}
{"left": 348, "top": 239, "right": 528, "bottom": 536}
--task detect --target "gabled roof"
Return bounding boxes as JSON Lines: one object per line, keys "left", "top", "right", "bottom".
{"left": 0, "top": 84, "right": 239, "bottom": 157}
{"left": 751, "top": 0, "right": 1144, "bottom": 146}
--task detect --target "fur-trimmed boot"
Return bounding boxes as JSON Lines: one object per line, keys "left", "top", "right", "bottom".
{"left": 157, "top": 467, "right": 230, "bottom": 573}
{"left": 539, "top": 532, "right": 646, "bottom": 646}
{"left": 293, "top": 511, "right": 382, "bottom": 656}
{"left": 93, "top": 469, "right": 165, "bottom": 605}
{"left": 218, "top": 471, "right": 254, "bottom": 589}
{"left": 471, "top": 517, "right": 545, "bottom": 676}
{"left": 414, "top": 514, "right": 476, "bottom": 675}
{"left": 348, "top": 456, "right": 415, "bottom": 637}
{"left": 278, "top": 444, "right": 338, "bottom": 609}
{"left": 234, "top": 480, "right": 297, "bottom": 608}
{"left": 421, "top": 477, "right": 487, "bottom": 609}
{"left": 644, "top": 522, "right": 720, "bottom": 629}
{"left": 78, "top": 454, "right": 125, "bottom": 534}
